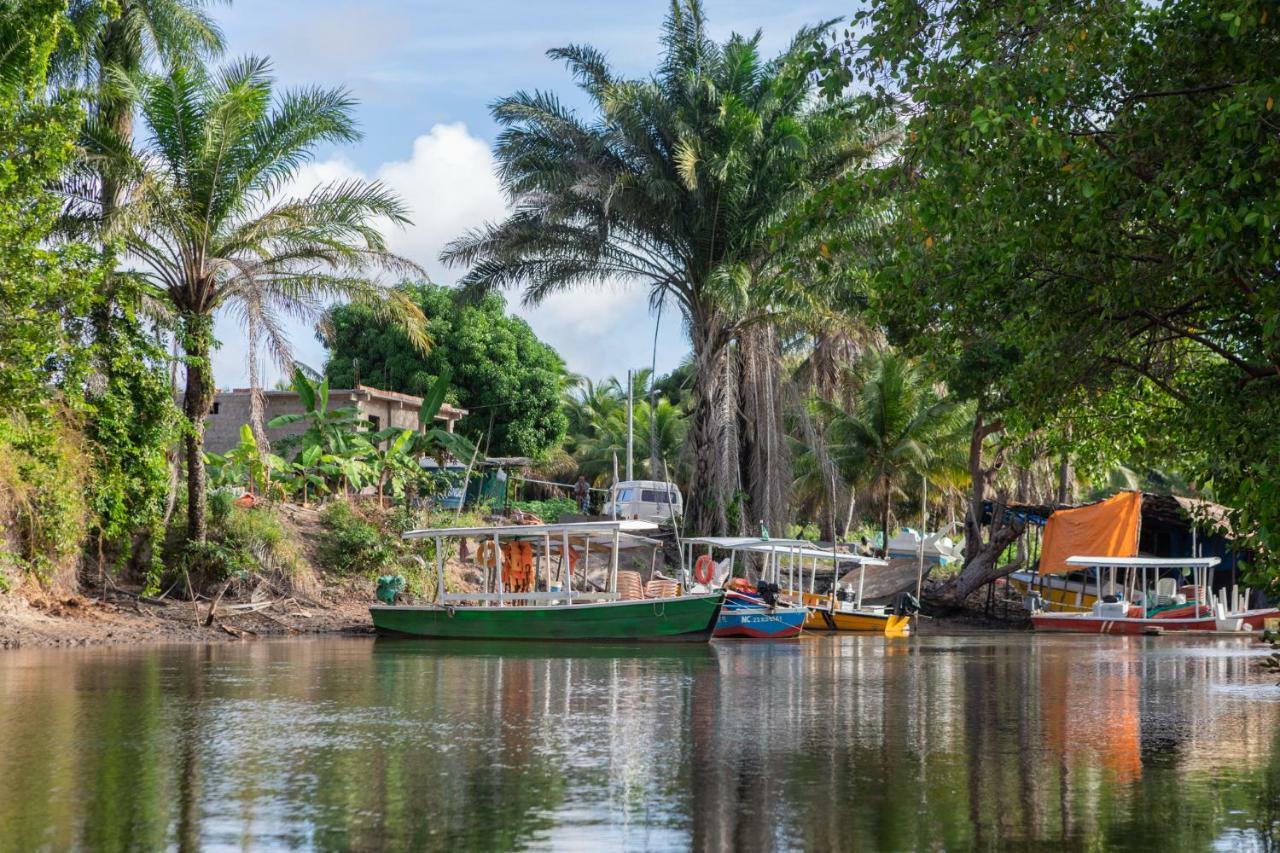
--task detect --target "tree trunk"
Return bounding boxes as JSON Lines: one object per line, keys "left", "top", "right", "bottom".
{"left": 685, "top": 314, "right": 735, "bottom": 535}
{"left": 181, "top": 313, "right": 215, "bottom": 544}
{"left": 881, "top": 472, "right": 892, "bottom": 558}
{"left": 737, "top": 323, "right": 792, "bottom": 537}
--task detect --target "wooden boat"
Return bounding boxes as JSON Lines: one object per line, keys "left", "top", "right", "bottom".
{"left": 1028, "top": 555, "right": 1277, "bottom": 634}
{"left": 712, "top": 590, "right": 808, "bottom": 639}
{"left": 682, "top": 537, "right": 912, "bottom": 636}
{"left": 370, "top": 520, "right": 723, "bottom": 642}
{"left": 1007, "top": 571, "right": 1100, "bottom": 612}
{"left": 682, "top": 537, "right": 808, "bottom": 639}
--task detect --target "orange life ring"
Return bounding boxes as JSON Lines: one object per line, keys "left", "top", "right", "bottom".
{"left": 694, "top": 554, "right": 717, "bottom": 585}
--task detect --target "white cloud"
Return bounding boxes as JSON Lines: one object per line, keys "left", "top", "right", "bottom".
{"left": 213, "top": 122, "right": 689, "bottom": 390}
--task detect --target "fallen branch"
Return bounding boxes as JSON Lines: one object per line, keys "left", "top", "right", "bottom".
{"left": 203, "top": 579, "right": 233, "bottom": 627}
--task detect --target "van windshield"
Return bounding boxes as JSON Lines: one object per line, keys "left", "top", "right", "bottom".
{"left": 614, "top": 488, "right": 633, "bottom": 502}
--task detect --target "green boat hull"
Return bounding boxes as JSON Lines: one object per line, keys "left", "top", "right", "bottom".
{"left": 370, "top": 593, "right": 724, "bottom": 642}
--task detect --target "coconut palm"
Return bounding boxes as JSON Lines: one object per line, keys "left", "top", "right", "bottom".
{"left": 82, "top": 57, "right": 426, "bottom": 542}
{"left": 816, "top": 350, "right": 970, "bottom": 553}
{"left": 442, "top": 0, "right": 893, "bottom": 534}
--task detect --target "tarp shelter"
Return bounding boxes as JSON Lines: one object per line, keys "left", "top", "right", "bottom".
{"left": 1038, "top": 490, "right": 1142, "bottom": 575}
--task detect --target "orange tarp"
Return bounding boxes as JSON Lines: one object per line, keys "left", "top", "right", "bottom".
{"left": 1038, "top": 490, "right": 1142, "bottom": 575}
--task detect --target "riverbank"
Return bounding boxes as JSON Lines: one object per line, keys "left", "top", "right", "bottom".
{"left": 0, "top": 577, "right": 375, "bottom": 649}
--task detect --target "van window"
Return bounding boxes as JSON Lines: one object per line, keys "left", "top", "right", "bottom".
{"left": 615, "top": 488, "right": 633, "bottom": 502}
{"left": 641, "top": 489, "right": 672, "bottom": 504}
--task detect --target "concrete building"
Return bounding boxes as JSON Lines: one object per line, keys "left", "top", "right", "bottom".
{"left": 203, "top": 385, "right": 467, "bottom": 455}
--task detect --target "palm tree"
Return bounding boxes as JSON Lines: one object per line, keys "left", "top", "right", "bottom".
{"left": 83, "top": 57, "right": 426, "bottom": 543}
{"left": 442, "top": 0, "right": 893, "bottom": 534}
{"left": 817, "top": 350, "right": 969, "bottom": 553}
{"left": 53, "top": 0, "right": 226, "bottom": 222}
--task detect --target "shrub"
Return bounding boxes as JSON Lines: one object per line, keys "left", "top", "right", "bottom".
{"left": 318, "top": 501, "right": 395, "bottom": 576}
{"left": 511, "top": 497, "right": 578, "bottom": 522}
{"left": 0, "top": 412, "right": 91, "bottom": 590}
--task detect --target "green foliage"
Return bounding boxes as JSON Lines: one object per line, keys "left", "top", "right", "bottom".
{"left": 0, "top": 3, "right": 97, "bottom": 414}
{"left": 0, "top": 414, "right": 93, "bottom": 585}
{"left": 805, "top": 350, "right": 969, "bottom": 547}
{"left": 318, "top": 502, "right": 393, "bottom": 576}
{"left": 171, "top": 502, "right": 300, "bottom": 590}
{"left": 851, "top": 0, "right": 1280, "bottom": 575}
{"left": 316, "top": 501, "right": 443, "bottom": 597}
{"left": 324, "top": 283, "right": 567, "bottom": 458}
{"left": 510, "top": 498, "right": 579, "bottom": 523}
{"left": 560, "top": 371, "right": 688, "bottom": 485}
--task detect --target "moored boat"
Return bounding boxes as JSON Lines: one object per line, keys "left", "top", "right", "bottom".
{"left": 1028, "top": 555, "right": 1277, "bottom": 634}
{"left": 682, "top": 537, "right": 912, "bottom": 636}
{"left": 682, "top": 537, "right": 809, "bottom": 639}
{"left": 370, "top": 520, "right": 723, "bottom": 642}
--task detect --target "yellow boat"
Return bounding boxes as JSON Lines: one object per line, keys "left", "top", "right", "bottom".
{"left": 1006, "top": 570, "right": 1098, "bottom": 612}
{"left": 793, "top": 591, "right": 912, "bottom": 635}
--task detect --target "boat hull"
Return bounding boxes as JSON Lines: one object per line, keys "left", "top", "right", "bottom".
{"left": 370, "top": 593, "right": 724, "bottom": 642}
{"left": 713, "top": 606, "right": 806, "bottom": 639}
{"left": 803, "top": 606, "right": 911, "bottom": 634}
{"left": 1031, "top": 612, "right": 1220, "bottom": 634}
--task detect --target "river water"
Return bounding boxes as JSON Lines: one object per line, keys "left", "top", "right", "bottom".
{"left": 0, "top": 633, "right": 1277, "bottom": 851}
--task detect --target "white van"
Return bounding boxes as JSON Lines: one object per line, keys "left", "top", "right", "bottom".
{"left": 605, "top": 480, "right": 683, "bottom": 523}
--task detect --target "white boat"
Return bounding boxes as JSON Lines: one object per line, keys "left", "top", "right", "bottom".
{"left": 885, "top": 526, "right": 963, "bottom": 566}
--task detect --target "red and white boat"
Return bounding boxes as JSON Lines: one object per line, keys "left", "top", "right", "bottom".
{"left": 1029, "top": 556, "right": 1278, "bottom": 635}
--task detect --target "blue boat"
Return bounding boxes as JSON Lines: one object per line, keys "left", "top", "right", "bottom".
{"left": 713, "top": 591, "right": 807, "bottom": 639}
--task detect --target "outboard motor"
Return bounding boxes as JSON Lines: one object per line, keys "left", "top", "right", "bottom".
{"left": 894, "top": 592, "right": 921, "bottom": 616}
{"left": 755, "top": 581, "right": 781, "bottom": 607}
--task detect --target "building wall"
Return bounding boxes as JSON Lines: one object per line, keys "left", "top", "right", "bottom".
{"left": 204, "top": 390, "right": 425, "bottom": 456}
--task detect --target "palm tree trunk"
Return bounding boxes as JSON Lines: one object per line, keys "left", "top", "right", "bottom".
{"left": 685, "top": 315, "right": 734, "bottom": 535}
{"left": 181, "top": 313, "right": 216, "bottom": 543}
{"left": 881, "top": 472, "right": 892, "bottom": 558}
{"left": 738, "top": 323, "right": 792, "bottom": 536}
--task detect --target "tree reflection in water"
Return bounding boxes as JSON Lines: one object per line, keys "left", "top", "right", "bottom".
{"left": 0, "top": 635, "right": 1276, "bottom": 850}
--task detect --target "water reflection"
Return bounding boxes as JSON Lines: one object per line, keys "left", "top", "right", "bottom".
{"left": 0, "top": 635, "right": 1277, "bottom": 851}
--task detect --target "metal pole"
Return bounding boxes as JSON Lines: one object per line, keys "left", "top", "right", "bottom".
{"left": 626, "top": 369, "right": 634, "bottom": 481}
{"left": 493, "top": 533, "right": 503, "bottom": 607}
{"left": 915, "top": 473, "right": 927, "bottom": 605}
{"left": 562, "top": 529, "right": 572, "bottom": 599}
{"left": 435, "top": 536, "right": 446, "bottom": 604}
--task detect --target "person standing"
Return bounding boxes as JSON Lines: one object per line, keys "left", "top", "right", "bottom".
{"left": 574, "top": 475, "right": 591, "bottom": 515}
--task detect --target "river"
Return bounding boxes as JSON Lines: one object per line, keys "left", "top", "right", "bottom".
{"left": 0, "top": 633, "right": 1277, "bottom": 851}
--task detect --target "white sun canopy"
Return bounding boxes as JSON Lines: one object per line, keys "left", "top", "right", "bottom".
{"left": 402, "top": 520, "right": 659, "bottom": 540}
{"left": 1064, "top": 555, "right": 1221, "bottom": 569}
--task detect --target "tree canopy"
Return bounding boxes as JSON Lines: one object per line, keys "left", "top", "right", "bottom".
{"left": 845, "top": 0, "right": 1280, "bottom": 575}
{"left": 323, "top": 282, "right": 568, "bottom": 459}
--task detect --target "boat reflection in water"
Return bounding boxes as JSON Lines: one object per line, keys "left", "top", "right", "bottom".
{"left": 0, "top": 634, "right": 1277, "bottom": 850}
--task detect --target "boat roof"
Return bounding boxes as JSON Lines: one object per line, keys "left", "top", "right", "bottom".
{"left": 402, "top": 520, "right": 660, "bottom": 540}
{"left": 683, "top": 536, "right": 811, "bottom": 549}
{"left": 742, "top": 543, "right": 888, "bottom": 566}
{"left": 1065, "top": 555, "right": 1221, "bottom": 568}
{"left": 683, "top": 536, "right": 888, "bottom": 566}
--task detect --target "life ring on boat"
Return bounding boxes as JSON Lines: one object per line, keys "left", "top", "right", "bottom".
{"left": 693, "top": 554, "right": 717, "bottom": 585}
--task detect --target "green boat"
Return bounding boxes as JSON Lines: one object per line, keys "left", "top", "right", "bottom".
{"left": 371, "top": 520, "right": 723, "bottom": 642}
{"left": 371, "top": 594, "right": 724, "bottom": 641}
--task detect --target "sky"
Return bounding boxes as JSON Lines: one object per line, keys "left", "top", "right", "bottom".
{"left": 211, "top": 0, "right": 850, "bottom": 390}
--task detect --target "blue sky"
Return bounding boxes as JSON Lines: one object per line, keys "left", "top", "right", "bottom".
{"left": 211, "top": 0, "right": 850, "bottom": 389}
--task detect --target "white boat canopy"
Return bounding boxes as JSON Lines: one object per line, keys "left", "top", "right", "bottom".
{"left": 682, "top": 536, "right": 811, "bottom": 549}
{"left": 682, "top": 536, "right": 888, "bottom": 567}
{"left": 740, "top": 543, "right": 888, "bottom": 567}
{"left": 402, "top": 519, "right": 659, "bottom": 540}
{"left": 1064, "top": 555, "right": 1221, "bottom": 569}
